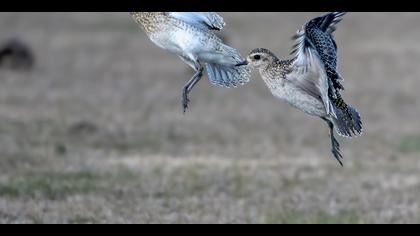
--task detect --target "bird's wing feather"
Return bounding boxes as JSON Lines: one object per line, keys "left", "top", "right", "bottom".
{"left": 312, "top": 12, "right": 346, "bottom": 35}
{"left": 287, "top": 34, "right": 334, "bottom": 117}
{"left": 206, "top": 63, "right": 251, "bottom": 88}
{"left": 168, "top": 12, "right": 225, "bottom": 30}
{"left": 291, "top": 28, "right": 313, "bottom": 72}
{"left": 290, "top": 12, "right": 346, "bottom": 99}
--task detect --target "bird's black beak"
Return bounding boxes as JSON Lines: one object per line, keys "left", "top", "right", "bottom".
{"left": 235, "top": 60, "right": 248, "bottom": 67}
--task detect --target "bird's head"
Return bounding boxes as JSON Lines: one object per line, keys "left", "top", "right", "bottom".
{"left": 236, "top": 48, "right": 278, "bottom": 69}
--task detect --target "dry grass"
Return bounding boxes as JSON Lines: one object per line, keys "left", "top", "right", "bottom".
{"left": 0, "top": 12, "right": 419, "bottom": 223}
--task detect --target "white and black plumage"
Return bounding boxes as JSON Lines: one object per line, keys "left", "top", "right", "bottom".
{"left": 237, "top": 12, "right": 362, "bottom": 166}
{"left": 130, "top": 12, "right": 251, "bottom": 113}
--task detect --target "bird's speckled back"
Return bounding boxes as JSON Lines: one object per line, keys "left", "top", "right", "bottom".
{"left": 130, "top": 12, "right": 169, "bottom": 35}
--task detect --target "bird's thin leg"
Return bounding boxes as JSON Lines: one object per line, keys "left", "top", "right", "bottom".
{"left": 322, "top": 117, "right": 343, "bottom": 166}
{"left": 187, "top": 67, "right": 204, "bottom": 92}
{"left": 182, "top": 65, "right": 204, "bottom": 113}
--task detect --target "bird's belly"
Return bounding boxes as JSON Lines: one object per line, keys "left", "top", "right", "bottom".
{"left": 150, "top": 27, "right": 203, "bottom": 58}
{"left": 271, "top": 85, "right": 327, "bottom": 117}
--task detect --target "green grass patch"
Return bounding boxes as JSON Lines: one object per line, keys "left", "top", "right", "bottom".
{"left": 399, "top": 136, "right": 420, "bottom": 154}
{"left": 0, "top": 171, "right": 99, "bottom": 200}
{"left": 265, "top": 209, "right": 368, "bottom": 224}
{"left": 0, "top": 170, "right": 140, "bottom": 200}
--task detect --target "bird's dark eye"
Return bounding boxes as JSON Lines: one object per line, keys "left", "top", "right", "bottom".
{"left": 253, "top": 55, "right": 261, "bottom": 60}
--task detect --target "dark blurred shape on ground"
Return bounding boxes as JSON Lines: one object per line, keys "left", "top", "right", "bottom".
{"left": 0, "top": 38, "right": 35, "bottom": 71}
{"left": 67, "top": 120, "right": 99, "bottom": 136}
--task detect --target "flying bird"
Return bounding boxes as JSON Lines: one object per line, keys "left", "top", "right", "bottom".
{"left": 236, "top": 12, "right": 362, "bottom": 166}
{"left": 130, "top": 12, "right": 251, "bottom": 113}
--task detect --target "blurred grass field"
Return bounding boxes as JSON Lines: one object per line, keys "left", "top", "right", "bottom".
{"left": 0, "top": 12, "right": 420, "bottom": 223}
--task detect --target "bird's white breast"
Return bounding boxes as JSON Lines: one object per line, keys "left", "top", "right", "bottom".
{"left": 149, "top": 24, "right": 210, "bottom": 60}
{"left": 262, "top": 75, "right": 326, "bottom": 117}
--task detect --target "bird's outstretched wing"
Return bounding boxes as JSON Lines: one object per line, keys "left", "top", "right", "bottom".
{"left": 168, "top": 12, "right": 225, "bottom": 31}
{"left": 308, "top": 12, "right": 346, "bottom": 36}
{"left": 291, "top": 12, "right": 346, "bottom": 98}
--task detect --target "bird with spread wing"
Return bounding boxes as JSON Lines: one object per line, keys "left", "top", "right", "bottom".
{"left": 236, "top": 12, "right": 362, "bottom": 166}
{"left": 130, "top": 12, "right": 251, "bottom": 113}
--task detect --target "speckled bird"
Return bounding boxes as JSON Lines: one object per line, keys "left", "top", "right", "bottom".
{"left": 130, "top": 12, "right": 251, "bottom": 112}
{"left": 236, "top": 12, "right": 362, "bottom": 166}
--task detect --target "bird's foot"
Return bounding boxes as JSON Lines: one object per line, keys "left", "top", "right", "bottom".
{"left": 331, "top": 147, "right": 343, "bottom": 167}
{"left": 182, "top": 91, "right": 190, "bottom": 113}
{"left": 331, "top": 136, "right": 343, "bottom": 166}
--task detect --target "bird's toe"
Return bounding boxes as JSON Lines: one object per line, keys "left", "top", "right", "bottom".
{"left": 182, "top": 94, "right": 190, "bottom": 113}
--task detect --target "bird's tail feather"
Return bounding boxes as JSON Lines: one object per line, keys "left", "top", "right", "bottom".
{"left": 331, "top": 104, "right": 363, "bottom": 138}
{"left": 205, "top": 63, "right": 250, "bottom": 88}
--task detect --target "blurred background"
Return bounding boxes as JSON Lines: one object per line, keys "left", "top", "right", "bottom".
{"left": 0, "top": 12, "right": 419, "bottom": 223}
